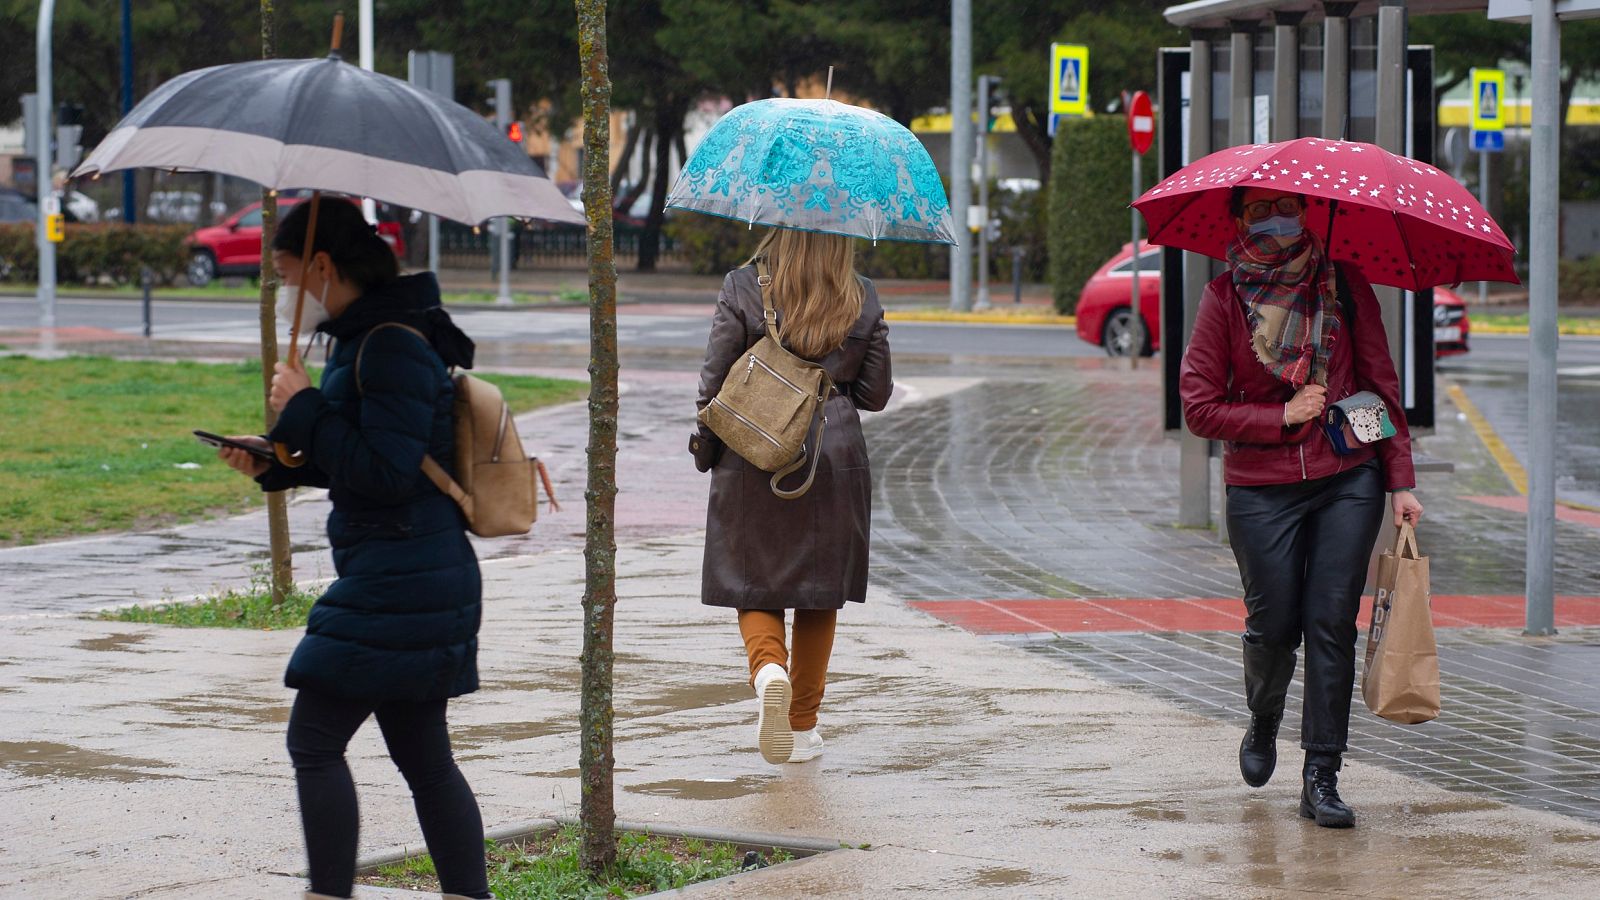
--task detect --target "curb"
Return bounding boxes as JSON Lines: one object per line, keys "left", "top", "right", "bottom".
{"left": 885, "top": 309, "right": 1076, "bottom": 327}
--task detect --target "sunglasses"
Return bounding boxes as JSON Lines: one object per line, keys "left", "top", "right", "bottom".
{"left": 1241, "top": 197, "right": 1304, "bottom": 221}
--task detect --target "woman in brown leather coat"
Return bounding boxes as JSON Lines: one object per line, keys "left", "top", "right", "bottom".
{"left": 694, "top": 228, "right": 893, "bottom": 765}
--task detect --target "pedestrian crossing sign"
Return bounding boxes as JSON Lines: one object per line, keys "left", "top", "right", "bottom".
{"left": 1051, "top": 44, "right": 1089, "bottom": 117}
{"left": 1471, "top": 68, "right": 1506, "bottom": 132}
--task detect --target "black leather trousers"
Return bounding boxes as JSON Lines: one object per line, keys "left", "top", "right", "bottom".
{"left": 1226, "top": 459, "right": 1385, "bottom": 754}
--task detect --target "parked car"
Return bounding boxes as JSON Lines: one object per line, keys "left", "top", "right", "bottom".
{"left": 1075, "top": 241, "right": 1470, "bottom": 358}
{"left": 0, "top": 189, "right": 37, "bottom": 223}
{"left": 146, "top": 190, "right": 228, "bottom": 225}
{"left": 186, "top": 196, "right": 407, "bottom": 286}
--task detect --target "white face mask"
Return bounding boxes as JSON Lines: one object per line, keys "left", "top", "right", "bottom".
{"left": 275, "top": 279, "right": 331, "bottom": 333}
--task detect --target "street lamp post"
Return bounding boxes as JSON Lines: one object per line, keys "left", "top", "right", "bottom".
{"left": 949, "top": 0, "right": 973, "bottom": 311}
{"left": 35, "top": 0, "right": 57, "bottom": 334}
{"left": 121, "top": 0, "right": 135, "bottom": 224}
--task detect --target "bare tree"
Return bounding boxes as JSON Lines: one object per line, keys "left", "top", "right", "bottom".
{"left": 259, "top": 0, "right": 293, "bottom": 604}
{"left": 575, "top": 0, "right": 619, "bottom": 875}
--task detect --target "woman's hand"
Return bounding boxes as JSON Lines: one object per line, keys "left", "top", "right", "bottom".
{"left": 270, "top": 360, "right": 312, "bottom": 413}
{"left": 1393, "top": 490, "right": 1423, "bottom": 528}
{"left": 218, "top": 435, "right": 271, "bottom": 478}
{"left": 1283, "top": 384, "right": 1328, "bottom": 426}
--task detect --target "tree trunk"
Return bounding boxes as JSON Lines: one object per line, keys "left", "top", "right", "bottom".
{"left": 616, "top": 127, "right": 653, "bottom": 213}
{"left": 260, "top": 0, "right": 293, "bottom": 606}
{"left": 637, "top": 102, "right": 680, "bottom": 272}
{"left": 1014, "top": 103, "right": 1053, "bottom": 187}
{"left": 610, "top": 115, "right": 640, "bottom": 196}
{"left": 575, "top": 0, "right": 619, "bottom": 877}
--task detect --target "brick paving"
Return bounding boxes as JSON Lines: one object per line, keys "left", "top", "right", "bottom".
{"left": 1020, "top": 629, "right": 1600, "bottom": 824}
{"left": 865, "top": 363, "right": 1600, "bottom": 826}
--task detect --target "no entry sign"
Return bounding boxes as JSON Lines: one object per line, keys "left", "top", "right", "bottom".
{"left": 1127, "top": 90, "right": 1154, "bottom": 155}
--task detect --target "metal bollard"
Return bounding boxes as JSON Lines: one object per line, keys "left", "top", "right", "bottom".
{"left": 141, "top": 267, "right": 153, "bottom": 338}
{"left": 1011, "top": 247, "right": 1025, "bottom": 305}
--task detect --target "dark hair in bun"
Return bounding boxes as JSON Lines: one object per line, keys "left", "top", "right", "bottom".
{"left": 272, "top": 196, "right": 398, "bottom": 291}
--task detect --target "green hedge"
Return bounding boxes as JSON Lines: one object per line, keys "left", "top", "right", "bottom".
{"left": 664, "top": 215, "right": 956, "bottom": 280}
{"left": 1048, "top": 115, "right": 1154, "bottom": 313}
{"left": 1560, "top": 256, "right": 1600, "bottom": 304}
{"left": 0, "top": 223, "right": 192, "bottom": 286}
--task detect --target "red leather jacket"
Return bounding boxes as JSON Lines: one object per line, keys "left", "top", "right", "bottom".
{"left": 1179, "top": 264, "right": 1415, "bottom": 492}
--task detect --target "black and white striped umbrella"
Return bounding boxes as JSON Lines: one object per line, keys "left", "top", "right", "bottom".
{"left": 74, "top": 55, "right": 583, "bottom": 227}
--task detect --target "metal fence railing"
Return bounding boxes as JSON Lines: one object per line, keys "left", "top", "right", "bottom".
{"left": 437, "top": 221, "right": 682, "bottom": 269}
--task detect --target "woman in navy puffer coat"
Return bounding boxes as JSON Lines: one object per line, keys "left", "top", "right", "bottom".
{"left": 217, "top": 198, "right": 489, "bottom": 900}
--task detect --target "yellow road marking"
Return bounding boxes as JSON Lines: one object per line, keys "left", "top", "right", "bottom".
{"left": 1446, "top": 381, "right": 1529, "bottom": 495}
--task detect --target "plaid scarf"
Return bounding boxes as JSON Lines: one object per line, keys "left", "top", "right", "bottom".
{"left": 1227, "top": 231, "right": 1339, "bottom": 388}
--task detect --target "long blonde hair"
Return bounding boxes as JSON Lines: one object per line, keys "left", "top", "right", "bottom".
{"left": 749, "top": 229, "right": 864, "bottom": 358}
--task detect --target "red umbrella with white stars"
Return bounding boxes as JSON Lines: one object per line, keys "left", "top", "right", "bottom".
{"left": 1132, "top": 137, "right": 1519, "bottom": 291}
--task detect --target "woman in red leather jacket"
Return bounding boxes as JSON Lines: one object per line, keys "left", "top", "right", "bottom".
{"left": 1179, "top": 186, "right": 1424, "bottom": 829}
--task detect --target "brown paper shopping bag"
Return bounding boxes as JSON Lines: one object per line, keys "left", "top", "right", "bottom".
{"left": 1361, "top": 522, "right": 1441, "bottom": 724}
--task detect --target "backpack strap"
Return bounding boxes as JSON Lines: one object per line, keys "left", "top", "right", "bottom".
{"left": 755, "top": 256, "right": 782, "bottom": 342}
{"left": 751, "top": 257, "right": 836, "bottom": 500}
{"left": 355, "top": 322, "right": 467, "bottom": 510}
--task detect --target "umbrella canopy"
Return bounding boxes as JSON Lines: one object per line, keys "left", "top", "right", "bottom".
{"left": 1133, "top": 138, "right": 1518, "bottom": 291}
{"left": 73, "top": 56, "right": 582, "bottom": 227}
{"left": 667, "top": 98, "right": 956, "bottom": 245}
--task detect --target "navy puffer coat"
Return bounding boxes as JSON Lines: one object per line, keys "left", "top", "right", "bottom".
{"left": 258, "top": 273, "right": 481, "bottom": 702}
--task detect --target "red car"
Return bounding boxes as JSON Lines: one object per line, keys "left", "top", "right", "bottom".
{"left": 186, "top": 196, "right": 407, "bottom": 286}
{"left": 1075, "top": 241, "right": 1470, "bottom": 358}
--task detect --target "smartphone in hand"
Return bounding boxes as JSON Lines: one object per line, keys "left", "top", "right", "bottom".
{"left": 193, "top": 430, "right": 276, "bottom": 460}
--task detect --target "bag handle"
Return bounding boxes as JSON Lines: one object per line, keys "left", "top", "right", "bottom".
{"left": 1395, "top": 521, "right": 1421, "bottom": 560}
{"left": 355, "top": 322, "right": 467, "bottom": 510}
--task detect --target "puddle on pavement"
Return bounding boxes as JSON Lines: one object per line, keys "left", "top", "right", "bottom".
{"left": 1555, "top": 831, "right": 1600, "bottom": 844}
{"left": 75, "top": 632, "right": 150, "bottom": 652}
{"left": 0, "top": 741, "right": 174, "bottom": 782}
{"left": 1401, "top": 798, "right": 1505, "bottom": 816}
{"left": 623, "top": 681, "right": 752, "bottom": 717}
{"left": 968, "top": 867, "right": 1034, "bottom": 887}
{"left": 452, "top": 719, "right": 574, "bottom": 750}
{"left": 147, "top": 694, "right": 289, "bottom": 729}
{"left": 624, "top": 775, "right": 775, "bottom": 800}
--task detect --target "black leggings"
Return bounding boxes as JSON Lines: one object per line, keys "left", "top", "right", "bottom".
{"left": 286, "top": 689, "right": 489, "bottom": 899}
{"left": 1226, "top": 460, "right": 1386, "bottom": 756}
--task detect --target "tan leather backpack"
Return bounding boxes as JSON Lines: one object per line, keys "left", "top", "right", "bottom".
{"left": 697, "top": 258, "right": 834, "bottom": 500}
{"left": 358, "top": 323, "right": 557, "bottom": 536}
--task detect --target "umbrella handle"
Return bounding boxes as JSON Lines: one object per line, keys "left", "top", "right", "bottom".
{"left": 275, "top": 191, "right": 322, "bottom": 470}
{"left": 273, "top": 442, "right": 307, "bottom": 468}
{"left": 284, "top": 192, "right": 323, "bottom": 369}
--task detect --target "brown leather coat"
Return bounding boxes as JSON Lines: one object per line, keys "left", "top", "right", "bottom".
{"left": 696, "top": 264, "right": 893, "bottom": 610}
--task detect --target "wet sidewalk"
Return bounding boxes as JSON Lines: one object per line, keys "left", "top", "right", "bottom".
{"left": 5, "top": 356, "right": 1600, "bottom": 895}
{"left": 5, "top": 533, "right": 1600, "bottom": 899}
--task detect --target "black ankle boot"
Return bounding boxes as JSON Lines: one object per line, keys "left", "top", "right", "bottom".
{"left": 1238, "top": 712, "right": 1282, "bottom": 787}
{"left": 1300, "top": 762, "right": 1355, "bottom": 828}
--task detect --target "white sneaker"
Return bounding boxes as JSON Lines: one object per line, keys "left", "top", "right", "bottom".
{"left": 788, "top": 727, "right": 824, "bottom": 763}
{"left": 753, "top": 663, "right": 793, "bottom": 764}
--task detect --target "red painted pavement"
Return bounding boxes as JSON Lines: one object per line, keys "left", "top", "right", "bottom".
{"left": 909, "top": 595, "right": 1600, "bottom": 635}
{"left": 1464, "top": 495, "right": 1600, "bottom": 530}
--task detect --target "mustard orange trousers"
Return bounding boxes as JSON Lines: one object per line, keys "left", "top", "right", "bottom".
{"left": 736, "top": 609, "right": 837, "bottom": 732}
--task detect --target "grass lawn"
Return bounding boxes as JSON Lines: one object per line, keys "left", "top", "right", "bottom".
{"left": 362, "top": 826, "right": 793, "bottom": 899}
{"left": 1470, "top": 313, "right": 1600, "bottom": 336}
{"left": 2, "top": 282, "right": 591, "bottom": 306}
{"left": 104, "top": 566, "right": 321, "bottom": 629}
{"left": 0, "top": 355, "right": 586, "bottom": 545}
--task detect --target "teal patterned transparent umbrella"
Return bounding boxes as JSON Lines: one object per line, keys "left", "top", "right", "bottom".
{"left": 667, "top": 98, "right": 956, "bottom": 245}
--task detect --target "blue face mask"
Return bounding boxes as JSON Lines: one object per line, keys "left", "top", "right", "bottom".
{"left": 1248, "top": 213, "right": 1303, "bottom": 239}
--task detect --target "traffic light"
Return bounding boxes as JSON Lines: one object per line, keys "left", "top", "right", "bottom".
{"left": 56, "top": 104, "right": 85, "bottom": 173}
{"left": 507, "top": 121, "right": 524, "bottom": 143}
